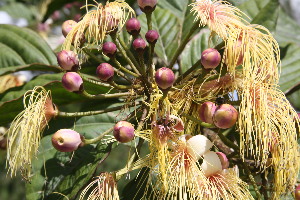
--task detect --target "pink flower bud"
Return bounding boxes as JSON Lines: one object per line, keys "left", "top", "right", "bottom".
{"left": 57, "top": 50, "right": 79, "bottom": 71}
{"left": 126, "top": 18, "right": 141, "bottom": 36}
{"left": 145, "top": 30, "right": 159, "bottom": 44}
{"left": 216, "top": 152, "right": 229, "bottom": 169}
{"left": 52, "top": 129, "right": 83, "bottom": 152}
{"left": 295, "top": 184, "right": 300, "bottom": 200}
{"left": 201, "top": 48, "right": 221, "bottom": 69}
{"left": 62, "top": 72, "right": 83, "bottom": 92}
{"left": 0, "top": 137, "right": 7, "bottom": 150}
{"left": 155, "top": 67, "right": 175, "bottom": 89}
{"left": 213, "top": 104, "right": 238, "bottom": 129}
{"left": 113, "top": 121, "right": 135, "bottom": 143}
{"left": 96, "top": 63, "right": 114, "bottom": 82}
{"left": 62, "top": 20, "right": 77, "bottom": 37}
{"left": 102, "top": 42, "right": 117, "bottom": 57}
{"left": 133, "top": 38, "right": 147, "bottom": 51}
{"left": 138, "top": 0, "right": 157, "bottom": 13}
{"left": 199, "top": 102, "right": 217, "bottom": 124}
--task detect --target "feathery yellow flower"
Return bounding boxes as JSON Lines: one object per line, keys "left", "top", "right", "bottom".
{"left": 6, "top": 86, "right": 57, "bottom": 180}
{"left": 62, "top": 0, "right": 134, "bottom": 54}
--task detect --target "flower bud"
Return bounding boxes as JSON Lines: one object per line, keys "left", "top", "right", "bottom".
{"left": 57, "top": 50, "right": 79, "bottom": 71}
{"left": 52, "top": 129, "right": 83, "bottom": 152}
{"left": 62, "top": 20, "right": 77, "bottom": 37}
{"left": 201, "top": 151, "right": 222, "bottom": 177}
{"left": 126, "top": 18, "right": 141, "bottom": 36}
{"left": 62, "top": 72, "right": 83, "bottom": 92}
{"left": 133, "top": 38, "right": 147, "bottom": 52}
{"left": 102, "top": 42, "right": 117, "bottom": 57}
{"left": 113, "top": 121, "right": 135, "bottom": 143}
{"left": 138, "top": 0, "right": 157, "bottom": 13}
{"left": 201, "top": 48, "right": 221, "bottom": 69}
{"left": 145, "top": 30, "right": 159, "bottom": 44}
{"left": 155, "top": 67, "right": 175, "bottom": 90}
{"left": 199, "top": 102, "right": 217, "bottom": 124}
{"left": 295, "top": 184, "right": 300, "bottom": 200}
{"left": 96, "top": 63, "right": 114, "bottom": 82}
{"left": 186, "top": 135, "right": 213, "bottom": 160}
{"left": 216, "top": 152, "right": 229, "bottom": 169}
{"left": 213, "top": 104, "right": 238, "bottom": 129}
{"left": 0, "top": 137, "right": 7, "bottom": 150}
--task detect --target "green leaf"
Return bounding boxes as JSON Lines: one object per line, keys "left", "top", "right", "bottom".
{"left": 0, "top": 63, "right": 62, "bottom": 76}
{"left": 138, "top": 8, "right": 180, "bottom": 65}
{"left": 0, "top": 24, "right": 56, "bottom": 68}
{"left": 180, "top": 30, "right": 210, "bottom": 73}
{"left": 0, "top": 2, "right": 36, "bottom": 23}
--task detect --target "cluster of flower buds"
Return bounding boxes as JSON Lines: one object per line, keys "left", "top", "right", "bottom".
{"left": 201, "top": 48, "right": 221, "bottom": 69}
{"left": 52, "top": 129, "right": 83, "bottom": 152}
{"left": 199, "top": 101, "right": 238, "bottom": 129}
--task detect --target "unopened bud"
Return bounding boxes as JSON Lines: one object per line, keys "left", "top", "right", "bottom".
{"left": 113, "top": 121, "right": 135, "bottom": 143}
{"left": 199, "top": 102, "right": 217, "bottom": 124}
{"left": 102, "top": 42, "right": 117, "bottom": 57}
{"left": 213, "top": 104, "right": 238, "bottom": 129}
{"left": 133, "top": 38, "right": 147, "bottom": 52}
{"left": 201, "top": 48, "right": 221, "bottom": 69}
{"left": 96, "top": 63, "right": 114, "bottom": 82}
{"left": 201, "top": 151, "right": 222, "bottom": 177}
{"left": 216, "top": 152, "right": 229, "bottom": 169}
{"left": 52, "top": 129, "right": 83, "bottom": 152}
{"left": 62, "top": 20, "right": 77, "bottom": 37}
{"left": 57, "top": 50, "right": 79, "bottom": 71}
{"left": 155, "top": 67, "right": 175, "bottom": 90}
{"left": 186, "top": 135, "right": 213, "bottom": 160}
{"left": 126, "top": 18, "right": 141, "bottom": 36}
{"left": 62, "top": 72, "right": 83, "bottom": 92}
{"left": 0, "top": 137, "right": 7, "bottom": 150}
{"left": 145, "top": 30, "right": 159, "bottom": 44}
{"left": 138, "top": 0, "right": 157, "bottom": 13}
{"left": 295, "top": 184, "right": 300, "bottom": 200}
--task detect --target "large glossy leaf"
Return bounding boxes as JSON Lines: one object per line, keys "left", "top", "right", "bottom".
{"left": 0, "top": 24, "right": 56, "bottom": 68}
{"left": 138, "top": 8, "right": 180, "bottom": 65}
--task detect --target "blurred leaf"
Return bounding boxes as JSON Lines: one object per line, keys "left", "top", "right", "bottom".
{"left": 0, "top": 63, "right": 62, "bottom": 76}
{"left": 180, "top": 30, "right": 210, "bottom": 73}
{"left": 0, "top": 24, "right": 56, "bottom": 67}
{"left": 138, "top": 8, "right": 180, "bottom": 65}
{"left": 0, "top": 2, "right": 37, "bottom": 23}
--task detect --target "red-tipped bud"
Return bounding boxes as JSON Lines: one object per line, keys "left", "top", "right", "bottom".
{"left": 213, "top": 104, "right": 238, "bottom": 129}
{"left": 295, "top": 185, "right": 300, "bottom": 200}
{"left": 102, "top": 42, "right": 117, "bottom": 57}
{"left": 62, "top": 20, "right": 77, "bottom": 37}
{"left": 133, "top": 38, "right": 147, "bottom": 52}
{"left": 52, "top": 129, "right": 83, "bottom": 152}
{"left": 155, "top": 67, "right": 175, "bottom": 90}
{"left": 113, "top": 121, "right": 135, "bottom": 143}
{"left": 199, "top": 102, "right": 217, "bottom": 124}
{"left": 96, "top": 63, "right": 114, "bottom": 82}
{"left": 62, "top": 72, "right": 83, "bottom": 92}
{"left": 201, "top": 48, "right": 221, "bottom": 69}
{"left": 126, "top": 18, "right": 141, "bottom": 36}
{"left": 57, "top": 50, "right": 79, "bottom": 71}
{"left": 145, "top": 30, "right": 159, "bottom": 44}
{"left": 138, "top": 0, "right": 157, "bottom": 13}
{"left": 216, "top": 152, "right": 229, "bottom": 169}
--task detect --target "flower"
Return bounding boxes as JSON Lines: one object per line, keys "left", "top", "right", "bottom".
{"left": 6, "top": 86, "right": 57, "bottom": 180}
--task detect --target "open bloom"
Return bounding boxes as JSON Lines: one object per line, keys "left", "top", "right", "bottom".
{"left": 6, "top": 86, "right": 57, "bottom": 180}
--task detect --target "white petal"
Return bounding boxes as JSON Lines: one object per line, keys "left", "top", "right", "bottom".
{"left": 186, "top": 135, "right": 213, "bottom": 160}
{"left": 201, "top": 151, "right": 222, "bottom": 177}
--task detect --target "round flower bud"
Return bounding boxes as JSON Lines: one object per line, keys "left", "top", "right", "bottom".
{"left": 96, "top": 63, "right": 114, "bottom": 82}
{"left": 145, "top": 30, "right": 159, "bottom": 44}
{"left": 102, "top": 42, "right": 117, "bottom": 57}
{"left": 155, "top": 67, "right": 175, "bottom": 90}
{"left": 138, "top": 0, "right": 157, "bottom": 13}
{"left": 57, "top": 50, "right": 79, "bottom": 71}
{"left": 186, "top": 135, "right": 213, "bottom": 160}
{"left": 62, "top": 72, "right": 83, "bottom": 92}
{"left": 199, "top": 102, "right": 217, "bottom": 124}
{"left": 0, "top": 137, "right": 7, "bottom": 150}
{"left": 213, "top": 104, "right": 238, "bottom": 129}
{"left": 133, "top": 38, "right": 147, "bottom": 52}
{"left": 201, "top": 151, "right": 223, "bottom": 177}
{"left": 62, "top": 20, "right": 77, "bottom": 37}
{"left": 295, "top": 184, "right": 300, "bottom": 200}
{"left": 216, "top": 152, "right": 229, "bottom": 169}
{"left": 113, "top": 121, "right": 135, "bottom": 143}
{"left": 201, "top": 48, "right": 221, "bottom": 69}
{"left": 52, "top": 129, "right": 83, "bottom": 152}
{"left": 126, "top": 18, "right": 141, "bottom": 36}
